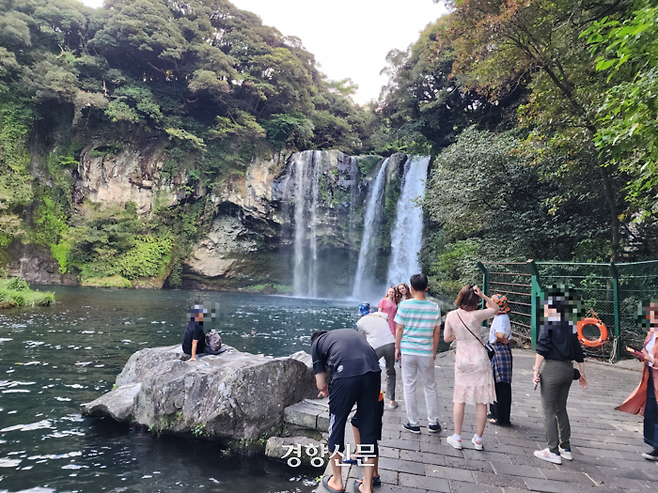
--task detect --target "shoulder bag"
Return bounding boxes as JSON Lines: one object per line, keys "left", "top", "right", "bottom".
{"left": 456, "top": 312, "right": 495, "bottom": 360}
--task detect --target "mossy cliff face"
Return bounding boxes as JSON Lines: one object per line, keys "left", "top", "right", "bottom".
{"left": 4, "top": 144, "right": 408, "bottom": 294}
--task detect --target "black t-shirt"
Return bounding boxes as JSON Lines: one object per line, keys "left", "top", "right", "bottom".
{"left": 182, "top": 321, "right": 206, "bottom": 355}
{"left": 536, "top": 320, "right": 584, "bottom": 363}
{"left": 311, "top": 329, "right": 380, "bottom": 379}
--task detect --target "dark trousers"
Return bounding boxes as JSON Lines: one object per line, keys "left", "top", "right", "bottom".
{"left": 540, "top": 359, "right": 573, "bottom": 454}
{"left": 644, "top": 369, "right": 658, "bottom": 449}
{"left": 328, "top": 371, "right": 381, "bottom": 456}
{"left": 489, "top": 382, "right": 512, "bottom": 425}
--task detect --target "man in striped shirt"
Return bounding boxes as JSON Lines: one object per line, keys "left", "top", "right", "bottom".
{"left": 394, "top": 273, "right": 442, "bottom": 434}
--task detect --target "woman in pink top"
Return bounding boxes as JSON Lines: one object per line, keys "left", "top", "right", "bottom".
{"left": 377, "top": 286, "right": 398, "bottom": 337}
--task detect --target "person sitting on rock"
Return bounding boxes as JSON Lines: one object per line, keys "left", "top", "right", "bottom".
{"left": 182, "top": 305, "right": 208, "bottom": 361}
{"left": 312, "top": 329, "right": 381, "bottom": 493}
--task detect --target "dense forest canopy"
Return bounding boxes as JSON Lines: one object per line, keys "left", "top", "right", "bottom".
{"left": 1, "top": 0, "right": 657, "bottom": 297}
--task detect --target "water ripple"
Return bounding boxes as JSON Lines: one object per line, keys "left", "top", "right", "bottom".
{"left": 0, "top": 420, "right": 54, "bottom": 432}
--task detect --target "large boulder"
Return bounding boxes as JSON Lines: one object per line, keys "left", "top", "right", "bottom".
{"left": 83, "top": 345, "right": 316, "bottom": 441}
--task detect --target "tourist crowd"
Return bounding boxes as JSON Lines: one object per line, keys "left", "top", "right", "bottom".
{"left": 179, "top": 274, "right": 658, "bottom": 493}
{"left": 308, "top": 275, "right": 658, "bottom": 493}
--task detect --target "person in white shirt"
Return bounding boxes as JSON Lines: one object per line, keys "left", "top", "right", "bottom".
{"left": 488, "top": 294, "right": 513, "bottom": 426}
{"left": 357, "top": 302, "right": 397, "bottom": 409}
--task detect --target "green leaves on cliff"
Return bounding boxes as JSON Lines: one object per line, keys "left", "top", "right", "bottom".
{"left": 0, "top": 92, "right": 33, "bottom": 246}
{"left": 66, "top": 203, "right": 174, "bottom": 282}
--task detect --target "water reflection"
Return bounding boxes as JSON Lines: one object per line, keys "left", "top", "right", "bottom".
{"left": 0, "top": 287, "right": 358, "bottom": 493}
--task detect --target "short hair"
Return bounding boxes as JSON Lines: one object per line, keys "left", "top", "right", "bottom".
{"left": 409, "top": 274, "right": 428, "bottom": 292}
{"left": 310, "top": 330, "right": 327, "bottom": 346}
{"left": 455, "top": 285, "right": 479, "bottom": 311}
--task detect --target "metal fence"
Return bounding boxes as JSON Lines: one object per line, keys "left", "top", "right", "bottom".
{"left": 478, "top": 260, "right": 658, "bottom": 362}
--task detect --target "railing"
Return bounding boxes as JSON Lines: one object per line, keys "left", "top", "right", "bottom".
{"left": 477, "top": 259, "right": 658, "bottom": 362}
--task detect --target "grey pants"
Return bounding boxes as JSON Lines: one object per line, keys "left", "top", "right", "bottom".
{"left": 540, "top": 359, "right": 573, "bottom": 453}
{"left": 376, "top": 343, "right": 396, "bottom": 402}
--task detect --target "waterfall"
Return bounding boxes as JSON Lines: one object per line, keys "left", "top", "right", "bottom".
{"left": 386, "top": 156, "right": 431, "bottom": 287}
{"left": 351, "top": 158, "right": 388, "bottom": 299}
{"left": 291, "top": 151, "right": 320, "bottom": 297}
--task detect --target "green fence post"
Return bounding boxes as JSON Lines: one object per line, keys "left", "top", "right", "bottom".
{"left": 609, "top": 262, "right": 621, "bottom": 362}
{"left": 528, "top": 259, "right": 541, "bottom": 351}
{"left": 477, "top": 260, "right": 489, "bottom": 296}
{"left": 477, "top": 261, "right": 489, "bottom": 322}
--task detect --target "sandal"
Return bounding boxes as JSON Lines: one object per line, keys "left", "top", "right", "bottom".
{"left": 322, "top": 474, "right": 344, "bottom": 493}
{"left": 355, "top": 476, "right": 381, "bottom": 487}
{"left": 342, "top": 455, "right": 361, "bottom": 465}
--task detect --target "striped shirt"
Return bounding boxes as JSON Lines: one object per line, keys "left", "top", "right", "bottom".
{"left": 394, "top": 299, "right": 441, "bottom": 357}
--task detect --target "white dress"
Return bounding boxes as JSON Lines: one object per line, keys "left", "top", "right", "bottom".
{"left": 444, "top": 308, "right": 497, "bottom": 405}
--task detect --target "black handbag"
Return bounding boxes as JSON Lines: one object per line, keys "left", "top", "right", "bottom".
{"left": 456, "top": 312, "right": 495, "bottom": 360}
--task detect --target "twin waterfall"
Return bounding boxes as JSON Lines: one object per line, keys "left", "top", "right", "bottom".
{"left": 286, "top": 152, "right": 429, "bottom": 299}
{"left": 386, "top": 156, "right": 431, "bottom": 288}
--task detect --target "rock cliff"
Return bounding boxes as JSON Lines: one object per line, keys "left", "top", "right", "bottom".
{"left": 5, "top": 145, "right": 410, "bottom": 296}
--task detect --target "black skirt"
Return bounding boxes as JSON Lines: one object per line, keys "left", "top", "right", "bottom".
{"left": 644, "top": 368, "right": 658, "bottom": 448}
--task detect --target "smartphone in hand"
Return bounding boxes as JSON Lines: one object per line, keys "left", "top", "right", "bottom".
{"left": 626, "top": 346, "right": 646, "bottom": 361}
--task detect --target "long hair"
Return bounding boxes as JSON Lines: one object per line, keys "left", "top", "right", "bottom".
{"left": 384, "top": 286, "right": 398, "bottom": 304}
{"left": 396, "top": 283, "right": 411, "bottom": 303}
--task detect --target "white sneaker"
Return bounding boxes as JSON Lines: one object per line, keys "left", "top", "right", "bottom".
{"left": 472, "top": 435, "right": 483, "bottom": 451}
{"left": 446, "top": 434, "right": 462, "bottom": 450}
{"left": 534, "top": 448, "right": 562, "bottom": 464}
{"left": 559, "top": 447, "right": 573, "bottom": 460}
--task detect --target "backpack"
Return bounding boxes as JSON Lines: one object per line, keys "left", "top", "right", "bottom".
{"left": 205, "top": 330, "right": 222, "bottom": 352}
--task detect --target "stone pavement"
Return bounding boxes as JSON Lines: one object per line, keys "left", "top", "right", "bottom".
{"left": 316, "top": 349, "right": 658, "bottom": 493}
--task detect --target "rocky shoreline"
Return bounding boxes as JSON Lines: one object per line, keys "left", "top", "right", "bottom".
{"left": 82, "top": 345, "right": 318, "bottom": 453}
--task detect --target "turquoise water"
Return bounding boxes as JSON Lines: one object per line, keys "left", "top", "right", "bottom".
{"left": 0, "top": 287, "right": 360, "bottom": 493}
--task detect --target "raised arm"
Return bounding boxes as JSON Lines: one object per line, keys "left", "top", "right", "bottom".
{"left": 473, "top": 285, "right": 500, "bottom": 315}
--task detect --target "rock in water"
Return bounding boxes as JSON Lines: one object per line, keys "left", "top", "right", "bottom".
{"left": 83, "top": 345, "right": 316, "bottom": 441}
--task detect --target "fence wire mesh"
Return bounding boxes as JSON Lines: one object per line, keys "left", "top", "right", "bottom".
{"left": 536, "top": 262, "right": 617, "bottom": 360}
{"left": 480, "top": 260, "right": 658, "bottom": 362}
{"left": 481, "top": 261, "right": 533, "bottom": 343}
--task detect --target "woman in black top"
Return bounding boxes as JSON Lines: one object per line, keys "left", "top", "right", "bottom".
{"left": 532, "top": 290, "right": 588, "bottom": 464}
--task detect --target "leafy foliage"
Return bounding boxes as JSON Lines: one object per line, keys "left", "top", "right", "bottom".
{"left": 423, "top": 127, "right": 612, "bottom": 296}
{"left": 582, "top": 4, "right": 658, "bottom": 215}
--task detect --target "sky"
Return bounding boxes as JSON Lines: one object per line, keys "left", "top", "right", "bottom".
{"left": 79, "top": 0, "right": 449, "bottom": 105}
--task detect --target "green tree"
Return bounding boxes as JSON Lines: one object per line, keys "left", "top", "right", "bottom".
{"left": 442, "top": 0, "right": 626, "bottom": 259}
{"left": 582, "top": 3, "right": 658, "bottom": 217}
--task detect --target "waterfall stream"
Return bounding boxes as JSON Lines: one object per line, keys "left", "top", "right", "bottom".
{"left": 291, "top": 151, "right": 320, "bottom": 297}
{"left": 386, "top": 156, "right": 430, "bottom": 287}
{"left": 351, "top": 158, "right": 388, "bottom": 299}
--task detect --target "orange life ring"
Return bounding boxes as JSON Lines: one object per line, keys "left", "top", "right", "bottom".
{"left": 576, "top": 317, "right": 608, "bottom": 348}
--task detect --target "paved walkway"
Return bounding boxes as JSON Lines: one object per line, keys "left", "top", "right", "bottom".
{"left": 316, "top": 349, "right": 657, "bottom": 493}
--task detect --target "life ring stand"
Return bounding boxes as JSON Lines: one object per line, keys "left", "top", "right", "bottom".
{"left": 576, "top": 310, "right": 608, "bottom": 348}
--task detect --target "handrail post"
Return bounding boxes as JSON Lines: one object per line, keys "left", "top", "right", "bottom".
{"left": 528, "top": 259, "right": 541, "bottom": 351}
{"left": 610, "top": 262, "right": 621, "bottom": 362}
{"left": 477, "top": 261, "right": 489, "bottom": 310}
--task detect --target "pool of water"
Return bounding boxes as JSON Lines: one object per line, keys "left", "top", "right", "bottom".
{"left": 0, "top": 287, "right": 361, "bottom": 493}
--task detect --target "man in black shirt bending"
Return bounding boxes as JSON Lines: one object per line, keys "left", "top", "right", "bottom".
{"left": 311, "top": 329, "right": 381, "bottom": 493}
{"left": 182, "top": 306, "right": 207, "bottom": 361}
